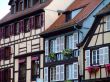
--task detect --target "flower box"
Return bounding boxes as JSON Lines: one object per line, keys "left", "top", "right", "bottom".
{"left": 105, "top": 64, "right": 110, "bottom": 72}
{"left": 86, "top": 66, "right": 99, "bottom": 74}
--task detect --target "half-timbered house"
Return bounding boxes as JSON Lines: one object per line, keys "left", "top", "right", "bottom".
{"left": 0, "top": 0, "right": 74, "bottom": 82}
{"left": 40, "top": 0, "right": 110, "bottom": 82}
{"left": 78, "top": 3, "right": 110, "bottom": 82}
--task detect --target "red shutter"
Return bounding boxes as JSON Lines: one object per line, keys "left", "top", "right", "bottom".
{"left": 8, "top": 68, "right": 11, "bottom": 82}
{"left": 2, "top": 28, "right": 5, "bottom": 39}
{"left": 0, "top": 70, "right": 2, "bottom": 82}
{"left": 33, "top": 16, "right": 36, "bottom": 29}
{"left": 1, "top": 48, "right": 4, "bottom": 60}
{"left": 8, "top": 25, "right": 11, "bottom": 36}
{"left": 29, "top": 17, "right": 32, "bottom": 30}
{"left": 31, "top": 16, "right": 34, "bottom": 29}
{"left": 39, "top": 15, "right": 42, "bottom": 27}
{"left": 41, "top": 13, "right": 44, "bottom": 27}
{"left": 20, "top": 20, "right": 24, "bottom": 33}
{"left": 2, "top": 70, "right": 4, "bottom": 82}
{"left": 10, "top": 24, "right": 15, "bottom": 35}
{"left": 0, "top": 49, "right": 1, "bottom": 61}
{"left": 0, "top": 29, "right": 1, "bottom": 39}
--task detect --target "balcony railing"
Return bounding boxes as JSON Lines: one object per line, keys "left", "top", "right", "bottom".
{"left": 45, "top": 49, "right": 79, "bottom": 63}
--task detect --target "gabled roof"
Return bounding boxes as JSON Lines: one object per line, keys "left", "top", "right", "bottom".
{"left": 40, "top": 0, "right": 102, "bottom": 36}
{"left": 0, "top": 0, "right": 52, "bottom": 25}
{"left": 77, "top": 3, "right": 110, "bottom": 47}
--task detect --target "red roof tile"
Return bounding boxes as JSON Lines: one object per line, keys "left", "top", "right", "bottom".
{"left": 41, "top": 0, "right": 102, "bottom": 35}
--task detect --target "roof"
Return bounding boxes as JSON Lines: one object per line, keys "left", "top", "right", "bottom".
{"left": 96, "top": 3, "right": 110, "bottom": 16}
{"left": 78, "top": 3, "right": 110, "bottom": 47}
{"left": 40, "top": 0, "right": 102, "bottom": 36}
{"left": 0, "top": 0, "right": 52, "bottom": 25}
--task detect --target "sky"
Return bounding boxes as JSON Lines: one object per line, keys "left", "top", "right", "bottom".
{"left": 0, "top": 0, "right": 10, "bottom": 19}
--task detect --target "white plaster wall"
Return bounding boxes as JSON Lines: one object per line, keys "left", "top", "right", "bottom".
{"left": 44, "top": 0, "right": 75, "bottom": 29}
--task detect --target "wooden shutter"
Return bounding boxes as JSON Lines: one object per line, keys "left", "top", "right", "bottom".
{"left": 56, "top": 65, "right": 60, "bottom": 81}
{"left": 69, "top": 65, "right": 72, "bottom": 79}
{"left": 56, "top": 37, "right": 60, "bottom": 52}
{"left": 20, "top": 20, "right": 24, "bottom": 33}
{"left": 85, "top": 50, "right": 90, "bottom": 67}
{"left": 0, "top": 49, "right": 2, "bottom": 61}
{"left": 103, "top": 47, "right": 109, "bottom": 64}
{"left": 0, "top": 28, "right": 1, "bottom": 39}
{"left": 60, "top": 36, "right": 65, "bottom": 51}
{"left": 45, "top": 40, "right": 49, "bottom": 55}
{"left": 1, "top": 48, "right": 4, "bottom": 60}
{"left": 60, "top": 65, "right": 64, "bottom": 81}
{"left": 0, "top": 70, "right": 2, "bottom": 82}
{"left": 99, "top": 48, "right": 104, "bottom": 65}
{"left": 41, "top": 13, "right": 44, "bottom": 27}
{"left": 73, "top": 33, "right": 78, "bottom": 49}
{"left": 2, "top": 70, "right": 4, "bottom": 82}
{"left": 8, "top": 68, "right": 11, "bottom": 82}
{"left": 44, "top": 67, "right": 48, "bottom": 82}
{"left": 29, "top": 17, "right": 32, "bottom": 30}
{"left": 106, "top": 16, "right": 110, "bottom": 31}
{"left": 73, "top": 63, "right": 78, "bottom": 79}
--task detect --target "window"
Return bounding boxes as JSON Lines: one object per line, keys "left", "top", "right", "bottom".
{"left": 0, "top": 68, "right": 11, "bottom": 82}
{"left": 50, "top": 39, "right": 56, "bottom": 53}
{"left": 11, "top": 5, "right": 15, "bottom": 14}
{"left": 31, "top": 59, "right": 40, "bottom": 81}
{"left": 50, "top": 65, "right": 64, "bottom": 81}
{"left": 66, "top": 63, "right": 78, "bottom": 80}
{"left": 5, "top": 26, "right": 10, "bottom": 38}
{"left": 19, "top": 62, "right": 26, "bottom": 82}
{"left": 32, "top": 0, "right": 39, "bottom": 6}
{"left": 40, "top": 0, "right": 46, "bottom": 3}
{"left": 85, "top": 47, "right": 109, "bottom": 67}
{"left": 28, "top": 0, "right": 32, "bottom": 8}
{"left": 50, "top": 67, "right": 56, "bottom": 81}
{"left": 106, "top": 15, "right": 110, "bottom": 31}
{"left": 66, "top": 64, "right": 73, "bottom": 80}
{"left": 66, "top": 33, "right": 78, "bottom": 49}
{"left": 24, "top": 0, "right": 28, "bottom": 9}
{"left": 24, "top": 19, "right": 30, "bottom": 32}
{"left": 19, "top": 2, "right": 23, "bottom": 11}
{"left": 66, "top": 35, "right": 73, "bottom": 49}
{"left": 4, "top": 68, "right": 11, "bottom": 82}
{"left": 92, "top": 50, "right": 99, "bottom": 65}
{"left": 35, "top": 15, "right": 42, "bottom": 28}
{"left": 65, "top": 12, "right": 72, "bottom": 22}
{"left": 16, "top": 2, "right": 19, "bottom": 12}
{"left": 65, "top": 9, "right": 82, "bottom": 22}
{"left": 4, "top": 47, "right": 11, "bottom": 60}
{"left": 15, "top": 22, "right": 20, "bottom": 35}
{"left": 44, "top": 67, "right": 48, "bottom": 82}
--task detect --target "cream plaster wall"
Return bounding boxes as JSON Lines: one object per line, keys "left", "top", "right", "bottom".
{"left": 44, "top": 0, "right": 75, "bottom": 29}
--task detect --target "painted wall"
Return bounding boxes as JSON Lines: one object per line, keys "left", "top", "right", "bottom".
{"left": 44, "top": 0, "right": 75, "bottom": 29}
{"left": 79, "top": 0, "right": 110, "bottom": 77}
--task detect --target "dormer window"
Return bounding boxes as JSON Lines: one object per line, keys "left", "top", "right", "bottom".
{"left": 65, "top": 9, "right": 82, "bottom": 22}
{"left": 32, "top": 0, "right": 39, "bottom": 6}
{"left": 24, "top": 0, "right": 28, "bottom": 9}
{"left": 24, "top": 19, "right": 30, "bottom": 32}
{"left": 40, "top": 0, "right": 46, "bottom": 3}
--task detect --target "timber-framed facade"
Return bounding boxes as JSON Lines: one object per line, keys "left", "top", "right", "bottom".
{"left": 78, "top": 3, "right": 110, "bottom": 82}
{"left": 0, "top": 0, "right": 75, "bottom": 82}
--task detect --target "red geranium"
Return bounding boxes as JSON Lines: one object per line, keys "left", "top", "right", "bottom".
{"left": 86, "top": 66, "right": 99, "bottom": 74}
{"left": 105, "top": 64, "right": 110, "bottom": 72}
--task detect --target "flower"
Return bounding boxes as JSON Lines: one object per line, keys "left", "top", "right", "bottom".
{"left": 86, "top": 66, "right": 99, "bottom": 74}
{"left": 105, "top": 64, "right": 110, "bottom": 72}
